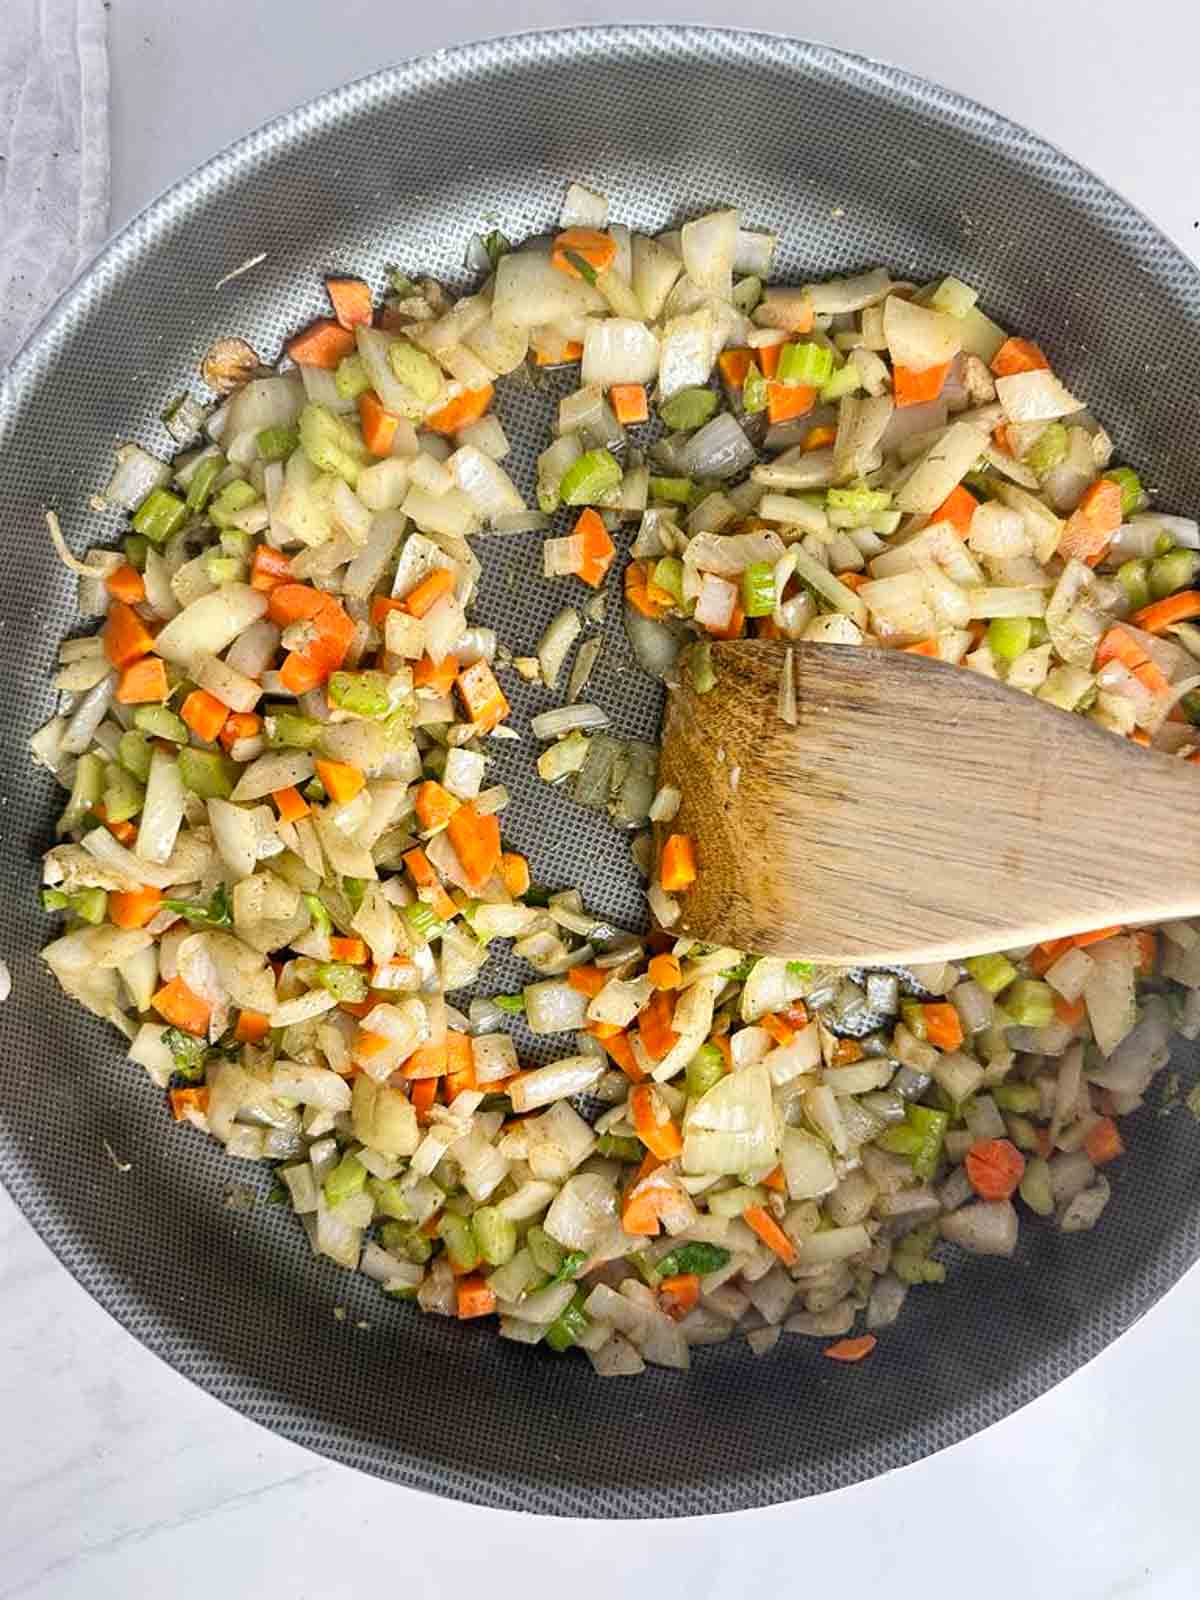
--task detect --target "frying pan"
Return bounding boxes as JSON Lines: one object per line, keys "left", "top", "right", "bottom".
{"left": 2, "top": 25, "right": 1198, "bottom": 1518}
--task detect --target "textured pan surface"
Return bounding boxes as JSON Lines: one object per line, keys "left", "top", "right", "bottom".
{"left": 2, "top": 25, "right": 1199, "bottom": 1517}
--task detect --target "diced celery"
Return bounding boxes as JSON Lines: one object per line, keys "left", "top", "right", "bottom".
{"left": 117, "top": 729, "right": 154, "bottom": 782}
{"left": 387, "top": 341, "right": 444, "bottom": 407}
{"left": 1027, "top": 617, "right": 1049, "bottom": 647}
{"left": 342, "top": 877, "right": 366, "bottom": 911}
{"left": 265, "top": 709, "right": 323, "bottom": 749}
{"left": 685, "top": 641, "right": 715, "bottom": 695}
{"left": 177, "top": 747, "right": 237, "bottom": 799}
{"left": 123, "top": 533, "right": 149, "bottom": 571}
{"left": 472, "top": 1206, "right": 517, "bottom": 1267}
{"left": 207, "top": 479, "right": 258, "bottom": 529}
{"left": 595, "top": 1133, "right": 643, "bottom": 1162}
{"left": 256, "top": 425, "right": 299, "bottom": 462}
{"left": 651, "top": 558, "right": 684, "bottom": 607}
{"left": 658, "top": 387, "right": 719, "bottom": 432}
{"left": 202, "top": 549, "right": 244, "bottom": 586}
{"left": 732, "top": 275, "right": 762, "bottom": 315}
{"left": 742, "top": 362, "right": 769, "bottom": 414}
{"left": 132, "top": 705, "right": 188, "bottom": 743}
{"left": 1103, "top": 466, "right": 1144, "bottom": 517}
{"left": 906, "top": 1104, "right": 948, "bottom": 1180}
{"left": 492, "top": 992, "right": 525, "bottom": 1015}
{"left": 102, "top": 763, "right": 145, "bottom": 824}
{"left": 742, "top": 561, "right": 776, "bottom": 618}
{"left": 777, "top": 340, "right": 835, "bottom": 388}
{"left": 403, "top": 901, "right": 443, "bottom": 943}
{"left": 328, "top": 670, "right": 393, "bottom": 719}
{"left": 299, "top": 403, "right": 368, "bottom": 487}
{"left": 1024, "top": 422, "right": 1067, "bottom": 477}
{"left": 370, "top": 1182, "right": 414, "bottom": 1224}
{"left": 707, "top": 1184, "right": 767, "bottom": 1218}
{"left": 647, "top": 476, "right": 694, "bottom": 505}
{"left": 892, "top": 1220, "right": 946, "bottom": 1284}
{"left": 303, "top": 893, "right": 332, "bottom": 937}
{"left": 827, "top": 485, "right": 892, "bottom": 516}
{"left": 561, "top": 448, "right": 622, "bottom": 506}
{"left": 988, "top": 616, "right": 1032, "bottom": 662}
{"left": 220, "top": 528, "right": 253, "bottom": 559}
{"left": 481, "top": 231, "right": 510, "bottom": 270}
{"left": 1117, "top": 559, "right": 1152, "bottom": 612}
{"left": 655, "top": 1241, "right": 731, "bottom": 1278}
{"left": 526, "top": 1225, "right": 565, "bottom": 1277}
{"left": 132, "top": 488, "right": 188, "bottom": 544}
{"left": 314, "top": 962, "right": 368, "bottom": 1002}
{"left": 185, "top": 454, "right": 225, "bottom": 514}
{"left": 333, "top": 353, "right": 372, "bottom": 401}
{"left": 69, "top": 887, "right": 108, "bottom": 925}
{"left": 964, "top": 952, "right": 1017, "bottom": 996}
{"left": 1005, "top": 979, "right": 1055, "bottom": 1028}
{"left": 324, "top": 1152, "right": 367, "bottom": 1207}
{"left": 819, "top": 362, "right": 862, "bottom": 404}
{"left": 900, "top": 999, "right": 928, "bottom": 1040}
{"left": 437, "top": 1212, "right": 480, "bottom": 1272}
{"left": 41, "top": 888, "right": 69, "bottom": 912}
{"left": 991, "top": 1081, "right": 1040, "bottom": 1114}
{"left": 686, "top": 1042, "right": 728, "bottom": 1098}
{"left": 544, "top": 1289, "right": 590, "bottom": 1353}
{"left": 1149, "top": 548, "right": 1199, "bottom": 600}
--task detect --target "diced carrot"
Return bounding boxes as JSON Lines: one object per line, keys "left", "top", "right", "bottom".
{"left": 647, "top": 953, "right": 682, "bottom": 990}
{"left": 760, "top": 1012, "right": 796, "bottom": 1048}
{"left": 930, "top": 484, "right": 979, "bottom": 537}
{"left": 902, "top": 638, "right": 939, "bottom": 657}
{"left": 567, "top": 964, "right": 608, "bottom": 998}
{"left": 533, "top": 340, "right": 584, "bottom": 366}
{"left": 802, "top": 424, "right": 838, "bottom": 451}
{"left": 403, "top": 847, "right": 440, "bottom": 887}
{"left": 265, "top": 786, "right": 309, "bottom": 826}
{"left": 1084, "top": 1116, "right": 1125, "bottom": 1166}
{"left": 1053, "top": 993, "right": 1087, "bottom": 1028}
{"left": 93, "top": 805, "right": 138, "bottom": 846}
{"left": 180, "top": 688, "right": 229, "bottom": 743}
{"left": 710, "top": 1032, "right": 733, "bottom": 1073}
{"left": 659, "top": 834, "right": 697, "bottom": 893}
{"left": 116, "top": 656, "right": 168, "bottom": 705}
{"left": 369, "top": 594, "right": 407, "bottom": 627}
{"left": 401, "top": 1040, "right": 449, "bottom": 1079}
{"left": 446, "top": 803, "right": 501, "bottom": 889}
{"left": 892, "top": 359, "right": 952, "bottom": 407}
{"left": 105, "top": 563, "right": 146, "bottom": 604}
{"left": 658, "top": 1273, "right": 701, "bottom": 1320}
{"left": 552, "top": 227, "right": 617, "bottom": 279}
{"left": 708, "top": 596, "right": 746, "bottom": 642}
{"left": 573, "top": 507, "right": 616, "bottom": 588}
{"left": 413, "top": 653, "right": 460, "bottom": 694}
{"left": 757, "top": 343, "right": 783, "bottom": 378}
{"left": 279, "top": 653, "right": 326, "bottom": 694}
{"left": 762, "top": 1165, "right": 787, "bottom": 1193}
{"left": 743, "top": 1204, "right": 798, "bottom": 1266}
{"left": 609, "top": 383, "right": 648, "bottom": 425}
{"left": 1129, "top": 590, "right": 1200, "bottom": 634}
{"left": 992, "top": 423, "right": 1016, "bottom": 458}
{"left": 990, "top": 337, "right": 1050, "bottom": 377}
{"left": 593, "top": 1027, "right": 645, "bottom": 1082}
{"left": 170, "top": 1086, "right": 210, "bottom": 1122}
{"left": 404, "top": 568, "right": 455, "bottom": 619}
{"left": 1059, "top": 478, "right": 1123, "bottom": 565}
{"left": 624, "top": 559, "right": 671, "bottom": 620}
{"left": 621, "top": 1181, "right": 665, "bottom": 1237}
{"left": 1029, "top": 936, "right": 1071, "bottom": 976}
{"left": 1133, "top": 929, "right": 1157, "bottom": 975}
{"left": 824, "top": 1335, "right": 877, "bottom": 1363}
{"left": 499, "top": 852, "right": 530, "bottom": 898}
{"left": 250, "top": 545, "right": 292, "bottom": 592}
{"left": 455, "top": 658, "right": 510, "bottom": 731}
{"left": 1071, "top": 924, "right": 1124, "bottom": 948}
{"left": 425, "top": 383, "right": 495, "bottom": 437}
{"left": 286, "top": 317, "right": 356, "bottom": 369}
{"left": 455, "top": 1274, "right": 496, "bottom": 1319}
{"left": 965, "top": 1138, "right": 1026, "bottom": 1201}
{"left": 637, "top": 990, "right": 679, "bottom": 1065}
{"left": 108, "top": 885, "right": 162, "bottom": 929}
{"left": 267, "top": 581, "right": 328, "bottom": 624}
{"left": 832, "top": 1038, "right": 864, "bottom": 1066}
{"left": 629, "top": 1082, "right": 683, "bottom": 1160}
{"left": 1095, "top": 625, "right": 1146, "bottom": 670}
{"left": 103, "top": 601, "right": 156, "bottom": 669}
{"left": 413, "top": 779, "right": 458, "bottom": 830}
{"left": 409, "top": 1077, "right": 439, "bottom": 1120}
{"left": 1133, "top": 657, "right": 1171, "bottom": 697}
{"left": 329, "top": 936, "right": 368, "bottom": 964}
{"left": 269, "top": 585, "right": 354, "bottom": 682}
{"left": 755, "top": 616, "right": 782, "bottom": 639}
{"left": 325, "top": 275, "right": 374, "bottom": 330}
{"left": 356, "top": 390, "right": 400, "bottom": 456}
{"left": 834, "top": 572, "right": 868, "bottom": 594}
{"left": 445, "top": 1029, "right": 474, "bottom": 1079}
{"left": 922, "top": 1002, "right": 964, "bottom": 1051}
{"left": 315, "top": 758, "right": 365, "bottom": 806}
{"left": 235, "top": 1009, "right": 272, "bottom": 1044}
{"left": 152, "top": 975, "right": 211, "bottom": 1037}
{"left": 718, "top": 349, "right": 755, "bottom": 389}
{"left": 219, "top": 711, "right": 262, "bottom": 750}
{"left": 766, "top": 381, "right": 816, "bottom": 425}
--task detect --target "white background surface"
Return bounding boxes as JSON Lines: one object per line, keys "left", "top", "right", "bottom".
{"left": 4, "top": 2, "right": 1200, "bottom": 1595}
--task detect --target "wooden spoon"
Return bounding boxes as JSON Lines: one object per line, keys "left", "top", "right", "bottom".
{"left": 656, "top": 639, "right": 1200, "bottom": 967}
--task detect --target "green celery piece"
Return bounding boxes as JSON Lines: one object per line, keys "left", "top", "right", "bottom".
{"left": 819, "top": 363, "right": 862, "bottom": 404}
{"left": 325, "top": 1152, "right": 367, "bottom": 1207}
{"left": 177, "top": 747, "right": 237, "bottom": 799}
{"left": 315, "top": 962, "right": 369, "bottom": 1003}
{"left": 333, "top": 353, "right": 372, "bottom": 401}
{"left": 900, "top": 999, "right": 928, "bottom": 1040}
{"left": 370, "top": 1182, "right": 414, "bottom": 1225}
{"left": 69, "top": 887, "right": 107, "bottom": 925}
{"left": 328, "top": 669, "right": 393, "bottom": 719}
{"left": 256, "top": 425, "right": 299, "bottom": 462}
{"left": 298, "top": 403, "right": 368, "bottom": 487}
{"left": 892, "top": 1220, "right": 946, "bottom": 1284}
{"left": 742, "top": 361, "right": 769, "bottom": 414}
{"left": 658, "top": 387, "right": 719, "bottom": 432}
{"left": 991, "top": 1081, "right": 1041, "bottom": 1114}
{"left": 185, "top": 454, "right": 226, "bottom": 514}
{"left": 988, "top": 616, "right": 1032, "bottom": 662}
{"left": 1004, "top": 1113, "right": 1041, "bottom": 1153}
{"left": 303, "top": 893, "right": 332, "bottom": 937}
{"left": 686, "top": 1042, "right": 727, "bottom": 1099}
{"left": 706, "top": 1184, "right": 766, "bottom": 1218}
{"left": 561, "top": 448, "right": 622, "bottom": 506}
{"left": 875, "top": 1124, "right": 924, "bottom": 1159}
{"left": 102, "top": 763, "right": 145, "bottom": 825}
{"left": 41, "top": 888, "right": 69, "bottom": 912}
{"left": 208, "top": 479, "right": 259, "bottom": 530}
{"left": 651, "top": 558, "right": 684, "bottom": 607}
{"left": 1005, "top": 979, "right": 1055, "bottom": 1028}
{"left": 220, "top": 528, "right": 253, "bottom": 559}
{"left": 777, "top": 340, "right": 835, "bottom": 388}
{"left": 544, "top": 1289, "right": 590, "bottom": 1353}
{"left": 202, "top": 549, "right": 244, "bottom": 586}
{"left": 403, "top": 901, "right": 443, "bottom": 943}
{"left": 1154, "top": 532, "right": 1176, "bottom": 557}
{"left": 526, "top": 1225, "right": 565, "bottom": 1277}
{"left": 1103, "top": 466, "right": 1144, "bottom": 517}
{"left": 1024, "top": 422, "right": 1068, "bottom": 477}
{"left": 827, "top": 485, "right": 892, "bottom": 515}
{"left": 543, "top": 1249, "right": 588, "bottom": 1289}
{"left": 595, "top": 1133, "right": 643, "bottom": 1162}
{"left": 437, "top": 1212, "right": 480, "bottom": 1272}
{"left": 722, "top": 956, "right": 757, "bottom": 981}
{"left": 964, "top": 952, "right": 1017, "bottom": 996}
{"left": 647, "top": 475, "right": 694, "bottom": 506}
{"left": 342, "top": 877, "right": 366, "bottom": 911}
{"left": 1117, "top": 559, "right": 1152, "bottom": 612}
{"left": 492, "top": 992, "right": 525, "bottom": 1015}
{"left": 132, "top": 488, "right": 188, "bottom": 544}
{"left": 123, "top": 533, "right": 149, "bottom": 571}
{"left": 1027, "top": 617, "right": 1050, "bottom": 647}
{"left": 1149, "top": 548, "right": 1199, "bottom": 600}
{"left": 265, "top": 708, "right": 323, "bottom": 749}
{"left": 57, "top": 752, "right": 104, "bottom": 835}
{"left": 471, "top": 1206, "right": 517, "bottom": 1267}
{"left": 786, "top": 960, "right": 814, "bottom": 979}
{"left": 163, "top": 884, "right": 232, "bottom": 928}
{"left": 1178, "top": 690, "right": 1200, "bottom": 726}
{"left": 162, "top": 1026, "right": 207, "bottom": 1080}
{"left": 117, "top": 730, "right": 155, "bottom": 782}
{"left": 481, "top": 231, "right": 510, "bottom": 270}
{"left": 387, "top": 341, "right": 444, "bottom": 409}
{"left": 907, "top": 1104, "right": 948, "bottom": 1180}
{"left": 732, "top": 275, "right": 762, "bottom": 315}
{"left": 654, "top": 1241, "right": 731, "bottom": 1280}
{"left": 388, "top": 269, "right": 419, "bottom": 297}
{"left": 685, "top": 640, "right": 716, "bottom": 694}
{"left": 302, "top": 776, "right": 327, "bottom": 802}
{"left": 742, "top": 561, "right": 776, "bottom": 618}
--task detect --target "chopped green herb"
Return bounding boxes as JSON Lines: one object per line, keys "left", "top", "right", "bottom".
{"left": 164, "top": 884, "right": 233, "bottom": 928}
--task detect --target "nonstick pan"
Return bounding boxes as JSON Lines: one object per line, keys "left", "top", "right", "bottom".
{"left": 2, "top": 25, "right": 1199, "bottom": 1518}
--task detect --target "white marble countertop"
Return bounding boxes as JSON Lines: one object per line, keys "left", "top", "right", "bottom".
{"left": 4, "top": 2, "right": 1200, "bottom": 1594}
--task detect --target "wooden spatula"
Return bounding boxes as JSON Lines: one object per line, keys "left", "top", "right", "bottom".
{"left": 656, "top": 639, "right": 1199, "bottom": 967}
